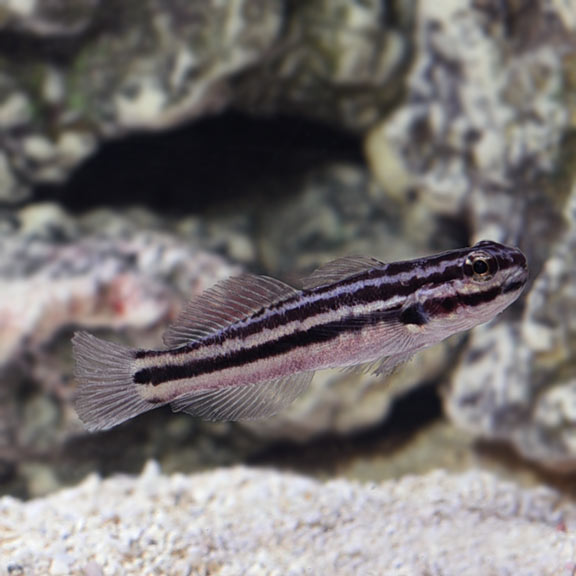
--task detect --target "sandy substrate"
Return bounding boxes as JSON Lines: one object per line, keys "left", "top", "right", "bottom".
{"left": 0, "top": 462, "right": 575, "bottom": 575}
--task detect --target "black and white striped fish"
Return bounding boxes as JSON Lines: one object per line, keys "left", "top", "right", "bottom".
{"left": 72, "top": 240, "right": 527, "bottom": 432}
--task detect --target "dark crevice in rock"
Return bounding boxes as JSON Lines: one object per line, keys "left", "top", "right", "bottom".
{"left": 0, "top": 31, "right": 88, "bottom": 63}
{"left": 248, "top": 383, "right": 443, "bottom": 476}
{"left": 33, "top": 110, "right": 364, "bottom": 215}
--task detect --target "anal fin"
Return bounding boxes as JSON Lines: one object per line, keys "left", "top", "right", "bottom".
{"left": 170, "top": 371, "right": 314, "bottom": 421}
{"left": 340, "top": 350, "right": 417, "bottom": 379}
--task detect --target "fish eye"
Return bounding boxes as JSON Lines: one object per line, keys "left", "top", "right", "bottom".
{"left": 464, "top": 251, "right": 498, "bottom": 281}
{"left": 473, "top": 259, "right": 489, "bottom": 275}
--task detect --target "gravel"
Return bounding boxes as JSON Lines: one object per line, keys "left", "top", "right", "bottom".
{"left": 1, "top": 462, "right": 575, "bottom": 575}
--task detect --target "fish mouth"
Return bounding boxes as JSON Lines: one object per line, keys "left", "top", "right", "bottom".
{"left": 501, "top": 265, "right": 528, "bottom": 295}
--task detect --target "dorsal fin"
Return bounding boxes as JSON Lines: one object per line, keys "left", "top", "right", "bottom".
{"left": 302, "top": 255, "right": 384, "bottom": 290}
{"left": 163, "top": 274, "right": 298, "bottom": 348}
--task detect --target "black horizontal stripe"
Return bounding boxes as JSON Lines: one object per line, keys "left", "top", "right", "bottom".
{"left": 458, "top": 286, "right": 501, "bottom": 307}
{"left": 135, "top": 243, "right": 525, "bottom": 377}
{"left": 435, "top": 296, "right": 459, "bottom": 313}
{"left": 135, "top": 259, "right": 467, "bottom": 361}
{"left": 501, "top": 279, "right": 525, "bottom": 295}
{"left": 156, "top": 260, "right": 467, "bottom": 357}
{"left": 135, "top": 280, "right": 510, "bottom": 387}
{"left": 218, "top": 249, "right": 523, "bottom": 341}
{"left": 422, "top": 284, "right": 504, "bottom": 317}
{"left": 134, "top": 307, "right": 403, "bottom": 386}
{"left": 231, "top": 251, "right": 522, "bottom": 342}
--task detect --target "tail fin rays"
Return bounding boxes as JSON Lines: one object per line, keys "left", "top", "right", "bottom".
{"left": 72, "top": 331, "right": 157, "bottom": 432}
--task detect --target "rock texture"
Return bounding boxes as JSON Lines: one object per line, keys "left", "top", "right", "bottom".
{"left": 0, "top": 206, "right": 237, "bottom": 370}
{"left": 0, "top": 0, "right": 284, "bottom": 200}
{"left": 243, "top": 163, "right": 463, "bottom": 441}
{"left": 0, "top": 463, "right": 575, "bottom": 576}
{"left": 235, "top": 0, "right": 412, "bottom": 129}
{"left": 0, "top": 169, "right": 464, "bottom": 483}
{"left": 2, "top": 0, "right": 576, "bottom": 477}
{"left": 0, "top": 0, "right": 411, "bottom": 201}
{"left": 0, "top": 203, "right": 245, "bottom": 496}
{"left": 362, "top": 0, "right": 576, "bottom": 470}
{"left": 448, "top": 181, "right": 576, "bottom": 470}
{"left": 366, "top": 0, "right": 572, "bottom": 228}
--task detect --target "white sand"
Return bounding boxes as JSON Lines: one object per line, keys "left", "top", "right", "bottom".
{"left": 1, "top": 462, "right": 575, "bottom": 575}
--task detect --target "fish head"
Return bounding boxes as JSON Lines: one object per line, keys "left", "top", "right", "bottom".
{"left": 453, "top": 239, "right": 528, "bottom": 323}
{"left": 421, "top": 240, "right": 528, "bottom": 332}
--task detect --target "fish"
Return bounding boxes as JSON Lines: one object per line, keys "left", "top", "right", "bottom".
{"left": 72, "top": 240, "right": 528, "bottom": 432}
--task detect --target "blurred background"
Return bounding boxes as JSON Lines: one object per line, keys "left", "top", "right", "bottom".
{"left": 0, "top": 0, "right": 575, "bottom": 505}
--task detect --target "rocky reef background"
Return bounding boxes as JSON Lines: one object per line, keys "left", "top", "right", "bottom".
{"left": 2, "top": 1, "right": 576, "bottom": 574}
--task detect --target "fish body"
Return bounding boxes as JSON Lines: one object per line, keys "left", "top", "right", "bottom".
{"left": 73, "top": 240, "right": 528, "bottom": 431}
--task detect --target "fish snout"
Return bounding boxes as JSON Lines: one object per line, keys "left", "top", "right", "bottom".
{"left": 501, "top": 252, "right": 528, "bottom": 295}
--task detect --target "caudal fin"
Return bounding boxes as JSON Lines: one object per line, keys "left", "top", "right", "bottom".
{"left": 72, "top": 331, "right": 158, "bottom": 432}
